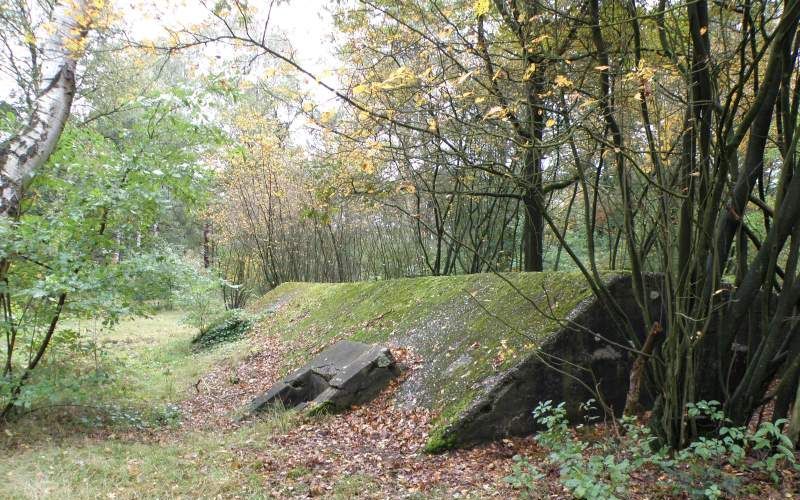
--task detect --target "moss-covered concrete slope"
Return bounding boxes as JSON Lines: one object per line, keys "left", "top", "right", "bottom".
{"left": 249, "top": 272, "right": 663, "bottom": 451}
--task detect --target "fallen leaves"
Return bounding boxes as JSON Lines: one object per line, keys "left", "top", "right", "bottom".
{"left": 136, "top": 299, "right": 800, "bottom": 498}
{"left": 173, "top": 305, "right": 541, "bottom": 497}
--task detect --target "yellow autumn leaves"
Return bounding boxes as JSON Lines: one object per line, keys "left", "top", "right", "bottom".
{"left": 60, "top": 0, "right": 117, "bottom": 58}
{"left": 474, "top": 0, "right": 491, "bottom": 16}
{"left": 353, "top": 66, "right": 419, "bottom": 95}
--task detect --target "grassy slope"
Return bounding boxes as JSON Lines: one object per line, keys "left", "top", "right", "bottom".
{"left": 248, "top": 271, "right": 596, "bottom": 449}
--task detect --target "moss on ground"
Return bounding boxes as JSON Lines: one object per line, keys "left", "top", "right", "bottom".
{"left": 191, "top": 309, "right": 252, "bottom": 351}
{"left": 250, "top": 272, "right": 600, "bottom": 448}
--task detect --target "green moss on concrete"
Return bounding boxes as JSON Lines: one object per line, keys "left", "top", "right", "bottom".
{"left": 249, "top": 272, "right": 603, "bottom": 447}
{"left": 424, "top": 427, "right": 457, "bottom": 453}
{"left": 423, "top": 389, "right": 480, "bottom": 452}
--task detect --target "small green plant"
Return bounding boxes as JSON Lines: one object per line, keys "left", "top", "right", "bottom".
{"left": 190, "top": 309, "right": 252, "bottom": 350}
{"left": 505, "top": 401, "right": 635, "bottom": 500}
{"left": 678, "top": 401, "right": 798, "bottom": 483}
{"left": 152, "top": 403, "right": 182, "bottom": 427}
{"left": 748, "top": 418, "right": 797, "bottom": 482}
{"left": 504, "top": 455, "right": 543, "bottom": 495}
{"left": 506, "top": 400, "right": 800, "bottom": 499}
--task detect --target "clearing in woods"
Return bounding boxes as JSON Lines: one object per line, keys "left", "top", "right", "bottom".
{"left": 0, "top": 277, "right": 796, "bottom": 498}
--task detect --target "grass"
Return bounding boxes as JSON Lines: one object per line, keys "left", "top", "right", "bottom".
{"left": 104, "top": 311, "right": 250, "bottom": 405}
{"left": 2, "top": 311, "right": 253, "bottom": 441}
{"left": 330, "top": 474, "right": 380, "bottom": 498}
{"left": 0, "top": 311, "right": 295, "bottom": 499}
{"left": 63, "top": 312, "right": 247, "bottom": 414}
{"left": 0, "top": 417, "right": 300, "bottom": 499}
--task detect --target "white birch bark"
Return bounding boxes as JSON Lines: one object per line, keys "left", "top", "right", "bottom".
{"left": 0, "top": 0, "right": 92, "bottom": 218}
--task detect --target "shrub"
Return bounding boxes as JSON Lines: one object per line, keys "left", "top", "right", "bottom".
{"left": 190, "top": 309, "right": 252, "bottom": 350}
{"left": 506, "top": 400, "right": 799, "bottom": 499}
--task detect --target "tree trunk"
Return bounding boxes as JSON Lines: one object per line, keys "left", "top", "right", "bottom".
{"left": 0, "top": 1, "right": 92, "bottom": 219}
{"left": 522, "top": 191, "right": 543, "bottom": 271}
{"left": 203, "top": 221, "right": 212, "bottom": 268}
{"left": 788, "top": 381, "right": 800, "bottom": 447}
{"left": 521, "top": 138, "right": 543, "bottom": 272}
{"left": 521, "top": 56, "right": 545, "bottom": 272}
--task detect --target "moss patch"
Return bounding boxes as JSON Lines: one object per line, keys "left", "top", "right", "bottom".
{"left": 191, "top": 310, "right": 252, "bottom": 351}
{"left": 250, "top": 272, "right": 602, "bottom": 448}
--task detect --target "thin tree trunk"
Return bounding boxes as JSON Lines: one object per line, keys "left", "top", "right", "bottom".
{"left": 203, "top": 221, "right": 212, "bottom": 269}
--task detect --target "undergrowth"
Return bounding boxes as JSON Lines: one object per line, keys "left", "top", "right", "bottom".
{"left": 506, "top": 400, "right": 799, "bottom": 499}
{"left": 190, "top": 309, "right": 253, "bottom": 351}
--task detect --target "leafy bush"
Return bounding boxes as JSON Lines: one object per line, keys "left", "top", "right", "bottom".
{"left": 506, "top": 400, "right": 799, "bottom": 499}
{"left": 190, "top": 309, "right": 252, "bottom": 351}
{"left": 173, "top": 265, "right": 226, "bottom": 333}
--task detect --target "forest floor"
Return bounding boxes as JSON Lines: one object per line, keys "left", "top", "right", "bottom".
{"left": 0, "top": 311, "right": 797, "bottom": 499}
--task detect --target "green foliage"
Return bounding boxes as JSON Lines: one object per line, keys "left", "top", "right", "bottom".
{"left": 512, "top": 400, "right": 640, "bottom": 499}
{"left": 677, "top": 401, "right": 798, "bottom": 484}
{"left": 506, "top": 400, "right": 799, "bottom": 499}
{"left": 190, "top": 309, "right": 252, "bottom": 351}
{"left": 504, "top": 455, "right": 543, "bottom": 494}
{"left": 173, "top": 265, "right": 225, "bottom": 332}
{"left": 0, "top": 51, "right": 223, "bottom": 414}
{"left": 0, "top": 104, "right": 20, "bottom": 135}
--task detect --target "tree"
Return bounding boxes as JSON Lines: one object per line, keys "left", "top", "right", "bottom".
{"left": 0, "top": 0, "right": 104, "bottom": 219}
{"left": 0, "top": 40, "right": 218, "bottom": 416}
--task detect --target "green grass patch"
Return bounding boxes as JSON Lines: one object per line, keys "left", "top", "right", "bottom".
{"left": 96, "top": 312, "right": 250, "bottom": 415}
{"left": 0, "top": 415, "right": 298, "bottom": 499}
{"left": 4, "top": 311, "right": 251, "bottom": 439}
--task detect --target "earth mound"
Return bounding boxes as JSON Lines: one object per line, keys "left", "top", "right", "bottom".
{"left": 248, "top": 272, "right": 663, "bottom": 451}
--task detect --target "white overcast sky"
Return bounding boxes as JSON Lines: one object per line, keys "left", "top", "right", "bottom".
{"left": 120, "top": 0, "right": 335, "bottom": 55}
{"left": 120, "top": 0, "right": 339, "bottom": 97}
{"left": 1, "top": 0, "right": 339, "bottom": 104}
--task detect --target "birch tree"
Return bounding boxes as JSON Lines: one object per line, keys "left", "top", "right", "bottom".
{"left": 0, "top": 0, "right": 101, "bottom": 219}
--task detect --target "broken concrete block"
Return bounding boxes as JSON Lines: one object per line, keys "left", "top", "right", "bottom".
{"left": 249, "top": 340, "right": 400, "bottom": 414}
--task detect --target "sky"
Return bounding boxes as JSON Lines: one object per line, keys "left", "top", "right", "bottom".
{"left": 119, "top": 0, "right": 339, "bottom": 100}
{"left": 0, "top": 0, "right": 339, "bottom": 106}
{"left": 123, "top": 0, "right": 335, "bottom": 60}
